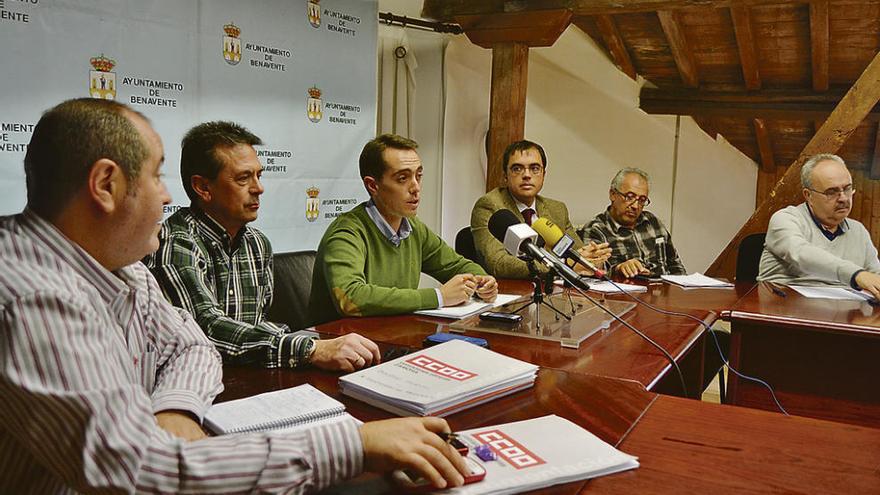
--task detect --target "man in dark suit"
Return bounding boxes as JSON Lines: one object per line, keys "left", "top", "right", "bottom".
{"left": 470, "top": 140, "right": 609, "bottom": 279}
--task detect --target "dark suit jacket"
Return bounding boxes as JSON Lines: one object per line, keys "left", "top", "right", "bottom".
{"left": 470, "top": 187, "right": 583, "bottom": 279}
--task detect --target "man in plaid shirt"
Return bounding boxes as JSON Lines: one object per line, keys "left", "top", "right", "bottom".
{"left": 580, "top": 168, "right": 686, "bottom": 278}
{"left": 147, "top": 121, "right": 379, "bottom": 371}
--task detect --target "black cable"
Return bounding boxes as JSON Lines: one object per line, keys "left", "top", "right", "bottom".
{"left": 596, "top": 278, "right": 789, "bottom": 415}
{"left": 563, "top": 282, "right": 690, "bottom": 398}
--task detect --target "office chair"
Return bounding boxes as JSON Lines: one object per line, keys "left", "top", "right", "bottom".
{"left": 268, "top": 250, "right": 317, "bottom": 330}
{"left": 736, "top": 232, "right": 767, "bottom": 282}
{"left": 455, "top": 227, "right": 479, "bottom": 263}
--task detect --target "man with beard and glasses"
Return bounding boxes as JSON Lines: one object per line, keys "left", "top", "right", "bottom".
{"left": 759, "top": 153, "right": 880, "bottom": 298}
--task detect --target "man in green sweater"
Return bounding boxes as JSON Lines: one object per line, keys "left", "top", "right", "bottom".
{"left": 309, "top": 134, "right": 497, "bottom": 325}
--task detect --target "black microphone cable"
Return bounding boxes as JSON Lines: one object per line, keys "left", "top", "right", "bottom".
{"left": 583, "top": 277, "right": 789, "bottom": 415}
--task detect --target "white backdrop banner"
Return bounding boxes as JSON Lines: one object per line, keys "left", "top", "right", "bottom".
{"left": 0, "top": 0, "right": 377, "bottom": 251}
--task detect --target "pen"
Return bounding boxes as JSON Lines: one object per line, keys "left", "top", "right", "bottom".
{"left": 768, "top": 285, "right": 787, "bottom": 298}
{"left": 438, "top": 432, "right": 459, "bottom": 444}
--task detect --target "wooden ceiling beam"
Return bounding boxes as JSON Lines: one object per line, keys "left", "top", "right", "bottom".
{"left": 455, "top": 9, "right": 572, "bottom": 48}
{"left": 583, "top": 15, "right": 637, "bottom": 80}
{"left": 753, "top": 118, "right": 776, "bottom": 172}
{"left": 657, "top": 10, "right": 700, "bottom": 88}
{"left": 871, "top": 124, "right": 880, "bottom": 180}
{"left": 640, "top": 87, "right": 880, "bottom": 121}
{"left": 487, "top": 43, "right": 529, "bottom": 191}
{"left": 705, "top": 49, "right": 880, "bottom": 279}
{"left": 730, "top": 6, "right": 761, "bottom": 90}
{"left": 422, "top": 1, "right": 806, "bottom": 21}
{"left": 810, "top": 0, "right": 830, "bottom": 91}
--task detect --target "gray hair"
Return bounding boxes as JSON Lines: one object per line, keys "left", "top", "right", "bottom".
{"left": 801, "top": 153, "right": 846, "bottom": 189}
{"left": 611, "top": 167, "right": 650, "bottom": 190}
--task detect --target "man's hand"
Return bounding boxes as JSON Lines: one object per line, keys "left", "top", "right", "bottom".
{"left": 614, "top": 259, "right": 650, "bottom": 279}
{"left": 360, "top": 417, "right": 468, "bottom": 490}
{"left": 311, "top": 333, "right": 381, "bottom": 372}
{"left": 474, "top": 275, "right": 498, "bottom": 302}
{"left": 155, "top": 411, "right": 207, "bottom": 441}
{"left": 440, "top": 274, "right": 477, "bottom": 307}
{"left": 855, "top": 271, "right": 880, "bottom": 300}
{"left": 575, "top": 242, "right": 611, "bottom": 275}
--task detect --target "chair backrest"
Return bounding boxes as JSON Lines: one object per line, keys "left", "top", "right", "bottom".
{"left": 735, "top": 232, "right": 767, "bottom": 282}
{"left": 455, "top": 227, "right": 479, "bottom": 263}
{"left": 268, "top": 250, "right": 317, "bottom": 330}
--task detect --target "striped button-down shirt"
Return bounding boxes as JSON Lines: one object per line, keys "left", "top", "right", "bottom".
{"left": 0, "top": 210, "right": 362, "bottom": 493}
{"left": 581, "top": 208, "right": 687, "bottom": 276}
{"left": 146, "top": 207, "right": 313, "bottom": 368}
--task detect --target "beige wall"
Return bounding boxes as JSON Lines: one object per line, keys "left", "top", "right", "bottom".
{"left": 441, "top": 26, "right": 757, "bottom": 272}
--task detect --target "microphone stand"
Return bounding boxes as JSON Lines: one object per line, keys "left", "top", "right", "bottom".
{"left": 507, "top": 259, "right": 572, "bottom": 330}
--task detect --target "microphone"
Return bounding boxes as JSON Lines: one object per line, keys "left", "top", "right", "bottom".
{"left": 487, "top": 210, "right": 585, "bottom": 288}
{"left": 532, "top": 217, "right": 606, "bottom": 279}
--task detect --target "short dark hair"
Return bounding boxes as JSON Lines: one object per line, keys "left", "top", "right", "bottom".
{"left": 358, "top": 134, "right": 419, "bottom": 182}
{"left": 24, "top": 98, "right": 148, "bottom": 219}
{"left": 502, "top": 140, "right": 547, "bottom": 173}
{"left": 180, "top": 121, "right": 263, "bottom": 203}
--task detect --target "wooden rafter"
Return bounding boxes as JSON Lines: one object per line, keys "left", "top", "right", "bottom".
{"left": 586, "top": 15, "right": 637, "bottom": 80}
{"left": 810, "top": 0, "right": 830, "bottom": 91}
{"left": 730, "top": 6, "right": 761, "bottom": 90}
{"left": 639, "top": 87, "right": 880, "bottom": 121}
{"left": 657, "top": 10, "right": 699, "bottom": 88}
{"left": 455, "top": 9, "right": 572, "bottom": 48}
{"left": 422, "top": 1, "right": 806, "bottom": 20}
{"left": 871, "top": 124, "right": 880, "bottom": 180}
{"left": 706, "top": 49, "right": 880, "bottom": 279}
{"left": 753, "top": 118, "right": 775, "bottom": 172}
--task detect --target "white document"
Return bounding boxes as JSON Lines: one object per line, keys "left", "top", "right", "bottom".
{"left": 789, "top": 285, "right": 876, "bottom": 302}
{"left": 447, "top": 415, "right": 639, "bottom": 495}
{"left": 205, "top": 384, "right": 349, "bottom": 434}
{"left": 339, "top": 340, "right": 538, "bottom": 417}
{"left": 661, "top": 272, "right": 734, "bottom": 289}
{"left": 585, "top": 280, "right": 648, "bottom": 293}
{"left": 414, "top": 294, "right": 523, "bottom": 319}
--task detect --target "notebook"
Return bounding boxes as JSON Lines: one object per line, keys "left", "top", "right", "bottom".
{"left": 205, "top": 384, "right": 349, "bottom": 434}
{"left": 414, "top": 294, "right": 523, "bottom": 319}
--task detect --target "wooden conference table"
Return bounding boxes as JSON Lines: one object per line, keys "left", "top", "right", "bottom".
{"left": 315, "top": 280, "right": 754, "bottom": 399}
{"left": 725, "top": 282, "right": 880, "bottom": 428}
{"left": 220, "top": 364, "right": 880, "bottom": 494}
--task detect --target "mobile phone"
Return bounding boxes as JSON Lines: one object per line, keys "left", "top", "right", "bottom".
{"left": 392, "top": 456, "right": 487, "bottom": 492}
{"left": 633, "top": 274, "right": 663, "bottom": 283}
{"left": 423, "top": 333, "right": 489, "bottom": 348}
{"left": 438, "top": 434, "right": 469, "bottom": 456}
{"left": 479, "top": 311, "right": 523, "bottom": 324}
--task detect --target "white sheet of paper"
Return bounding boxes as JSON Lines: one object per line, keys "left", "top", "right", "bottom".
{"left": 789, "top": 285, "right": 874, "bottom": 301}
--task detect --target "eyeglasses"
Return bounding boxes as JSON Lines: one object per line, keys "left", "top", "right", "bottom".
{"left": 508, "top": 164, "right": 544, "bottom": 176}
{"left": 807, "top": 184, "right": 855, "bottom": 200}
{"left": 613, "top": 189, "right": 651, "bottom": 206}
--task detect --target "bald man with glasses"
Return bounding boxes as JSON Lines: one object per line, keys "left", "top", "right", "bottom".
{"left": 758, "top": 153, "right": 880, "bottom": 298}
{"left": 581, "top": 167, "right": 686, "bottom": 278}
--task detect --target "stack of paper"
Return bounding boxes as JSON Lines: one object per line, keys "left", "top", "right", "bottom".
{"left": 584, "top": 280, "right": 648, "bottom": 293}
{"left": 789, "top": 285, "right": 877, "bottom": 302}
{"left": 446, "top": 415, "right": 638, "bottom": 494}
{"left": 661, "top": 272, "right": 734, "bottom": 289}
{"left": 414, "top": 294, "right": 522, "bottom": 319}
{"left": 339, "top": 340, "right": 538, "bottom": 417}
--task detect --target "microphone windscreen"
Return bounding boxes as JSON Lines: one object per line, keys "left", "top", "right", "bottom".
{"left": 488, "top": 209, "right": 521, "bottom": 242}
{"left": 532, "top": 217, "right": 564, "bottom": 248}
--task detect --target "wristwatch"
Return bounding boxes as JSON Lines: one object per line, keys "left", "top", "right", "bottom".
{"left": 303, "top": 337, "right": 317, "bottom": 365}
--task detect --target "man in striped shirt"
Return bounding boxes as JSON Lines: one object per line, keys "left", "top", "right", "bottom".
{"left": 0, "top": 98, "right": 468, "bottom": 492}
{"left": 146, "top": 121, "right": 379, "bottom": 371}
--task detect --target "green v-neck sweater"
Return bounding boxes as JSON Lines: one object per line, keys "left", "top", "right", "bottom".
{"left": 308, "top": 203, "right": 486, "bottom": 325}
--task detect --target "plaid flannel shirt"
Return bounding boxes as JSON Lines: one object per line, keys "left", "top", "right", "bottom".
{"left": 581, "top": 208, "right": 686, "bottom": 276}
{"left": 146, "top": 207, "right": 313, "bottom": 368}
